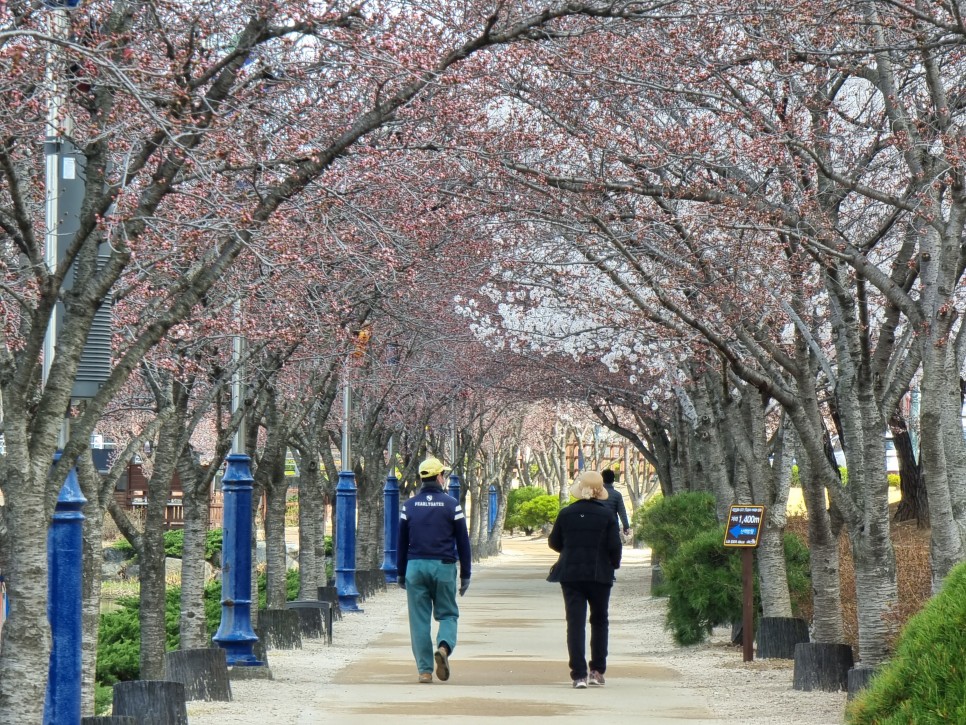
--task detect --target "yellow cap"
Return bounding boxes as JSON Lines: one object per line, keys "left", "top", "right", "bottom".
{"left": 418, "top": 457, "right": 450, "bottom": 478}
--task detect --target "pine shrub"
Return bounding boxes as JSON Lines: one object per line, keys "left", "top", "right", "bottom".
{"left": 846, "top": 561, "right": 966, "bottom": 724}
{"left": 633, "top": 491, "right": 718, "bottom": 563}
{"left": 661, "top": 526, "right": 811, "bottom": 646}
{"left": 662, "top": 526, "right": 746, "bottom": 645}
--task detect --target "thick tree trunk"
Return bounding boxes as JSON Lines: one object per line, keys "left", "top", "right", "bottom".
{"left": 890, "top": 413, "right": 927, "bottom": 526}
{"left": 263, "top": 460, "right": 289, "bottom": 610}
{"left": 78, "top": 455, "right": 106, "bottom": 718}
{"left": 296, "top": 455, "right": 322, "bottom": 600}
{"left": 919, "top": 347, "right": 966, "bottom": 589}
{"left": 139, "top": 410, "right": 182, "bottom": 681}
{"left": 0, "top": 465, "right": 52, "bottom": 723}
{"left": 788, "top": 411, "right": 846, "bottom": 645}
{"left": 179, "top": 465, "right": 212, "bottom": 651}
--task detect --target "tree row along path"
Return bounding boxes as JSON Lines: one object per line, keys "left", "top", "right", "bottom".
{"left": 189, "top": 537, "right": 846, "bottom": 724}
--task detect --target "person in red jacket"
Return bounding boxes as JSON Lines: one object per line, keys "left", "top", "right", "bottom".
{"left": 397, "top": 456, "right": 472, "bottom": 684}
{"left": 547, "top": 471, "right": 623, "bottom": 688}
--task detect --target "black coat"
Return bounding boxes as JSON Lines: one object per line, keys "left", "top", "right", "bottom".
{"left": 547, "top": 499, "right": 622, "bottom": 584}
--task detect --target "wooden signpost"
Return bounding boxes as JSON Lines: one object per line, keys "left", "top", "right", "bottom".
{"left": 723, "top": 504, "right": 765, "bottom": 662}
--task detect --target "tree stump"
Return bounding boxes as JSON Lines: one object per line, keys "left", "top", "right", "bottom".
{"left": 255, "top": 608, "right": 302, "bottom": 650}
{"left": 650, "top": 565, "right": 664, "bottom": 595}
{"left": 113, "top": 680, "right": 188, "bottom": 725}
{"left": 756, "top": 617, "right": 809, "bottom": 659}
{"left": 82, "top": 718, "right": 137, "bottom": 725}
{"left": 163, "top": 648, "right": 232, "bottom": 701}
{"left": 793, "top": 642, "right": 854, "bottom": 692}
{"left": 847, "top": 664, "right": 879, "bottom": 701}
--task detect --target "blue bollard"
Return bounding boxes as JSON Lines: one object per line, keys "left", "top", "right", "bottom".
{"left": 44, "top": 452, "right": 86, "bottom": 725}
{"left": 488, "top": 484, "right": 498, "bottom": 534}
{"left": 447, "top": 472, "right": 461, "bottom": 501}
{"left": 213, "top": 454, "right": 262, "bottom": 666}
{"left": 381, "top": 473, "right": 399, "bottom": 583}
{"left": 335, "top": 470, "right": 361, "bottom": 611}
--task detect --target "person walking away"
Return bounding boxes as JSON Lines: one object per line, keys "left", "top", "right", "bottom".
{"left": 601, "top": 468, "right": 631, "bottom": 539}
{"left": 397, "top": 456, "right": 472, "bottom": 684}
{"left": 547, "top": 471, "right": 622, "bottom": 689}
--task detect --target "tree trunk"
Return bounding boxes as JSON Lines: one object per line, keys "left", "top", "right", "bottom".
{"left": 263, "top": 458, "right": 289, "bottom": 610}
{"left": 918, "top": 343, "right": 966, "bottom": 589}
{"left": 178, "top": 457, "right": 212, "bottom": 651}
{"left": 140, "top": 412, "right": 182, "bottom": 681}
{"left": 296, "top": 455, "right": 322, "bottom": 600}
{"left": 78, "top": 455, "right": 106, "bottom": 717}
{"left": 0, "top": 452, "right": 52, "bottom": 723}
{"left": 890, "top": 413, "right": 927, "bottom": 526}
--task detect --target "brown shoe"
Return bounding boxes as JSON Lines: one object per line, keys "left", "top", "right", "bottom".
{"left": 418, "top": 672, "right": 433, "bottom": 684}
{"left": 434, "top": 644, "right": 451, "bottom": 681}
{"left": 588, "top": 670, "right": 605, "bottom": 686}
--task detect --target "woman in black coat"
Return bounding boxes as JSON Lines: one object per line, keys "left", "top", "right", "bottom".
{"left": 547, "top": 471, "right": 623, "bottom": 688}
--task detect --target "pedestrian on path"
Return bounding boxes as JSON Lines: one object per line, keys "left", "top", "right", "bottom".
{"left": 397, "top": 456, "right": 472, "bottom": 684}
{"left": 601, "top": 468, "right": 631, "bottom": 538}
{"left": 547, "top": 470, "right": 622, "bottom": 689}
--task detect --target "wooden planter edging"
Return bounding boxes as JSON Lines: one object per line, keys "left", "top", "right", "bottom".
{"left": 792, "top": 642, "right": 854, "bottom": 692}
{"left": 112, "top": 680, "right": 188, "bottom": 725}
{"left": 756, "top": 617, "right": 810, "bottom": 659}
{"left": 163, "top": 648, "right": 232, "bottom": 702}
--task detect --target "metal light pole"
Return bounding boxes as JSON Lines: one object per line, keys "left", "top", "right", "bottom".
{"left": 335, "top": 381, "right": 361, "bottom": 611}
{"left": 381, "top": 435, "right": 399, "bottom": 583}
{"left": 42, "top": 4, "right": 87, "bottom": 721}
{"left": 447, "top": 414, "right": 460, "bottom": 500}
{"left": 212, "top": 333, "right": 263, "bottom": 667}
{"left": 488, "top": 485, "right": 498, "bottom": 535}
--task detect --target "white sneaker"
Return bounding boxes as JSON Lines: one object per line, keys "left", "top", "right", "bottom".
{"left": 573, "top": 677, "right": 588, "bottom": 689}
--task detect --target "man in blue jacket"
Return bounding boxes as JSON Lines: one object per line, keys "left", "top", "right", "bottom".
{"left": 397, "top": 456, "right": 472, "bottom": 684}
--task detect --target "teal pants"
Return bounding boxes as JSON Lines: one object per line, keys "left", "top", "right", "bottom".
{"left": 405, "top": 559, "right": 459, "bottom": 673}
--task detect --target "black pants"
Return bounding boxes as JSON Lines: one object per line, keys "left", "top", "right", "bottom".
{"left": 561, "top": 581, "right": 612, "bottom": 680}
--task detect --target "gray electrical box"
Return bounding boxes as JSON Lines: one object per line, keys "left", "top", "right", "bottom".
{"left": 45, "top": 138, "right": 112, "bottom": 400}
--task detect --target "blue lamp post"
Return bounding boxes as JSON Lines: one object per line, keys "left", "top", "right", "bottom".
{"left": 335, "top": 382, "right": 361, "bottom": 611}
{"left": 212, "top": 454, "right": 262, "bottom": 666}
{"left": 213, "top": 334, "right": 262, "bottom": 667}
{"left": 447, "top": 470, "right": 461, "bottom": 500}
{"left": 488, "top": 484, "right": 498, "bottom": 534}
{"left": 44, "top": 453, "right": 86, "bottom": 725}
{"left": 381, "top": 436, "right": 399, "bottom": 583}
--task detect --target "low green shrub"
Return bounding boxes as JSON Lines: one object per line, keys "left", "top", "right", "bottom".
{"left": 505, "top": 486, "right": 546, "bottom": 534}
{"left": 518, "top": 494, "right": 560, "bottom": 531}
{"left": 94, "top": 683, "right": 113, "bottom": 716}
{"left": 164, "top": 529, "right": 184, "bottom": 558}
{"left": 661, "top": 526, "right": 811, "bottom": 646}
{"left": 96, "top": 568, "right": 300, "bottom": 685}
{"left": 662, "top": 526, "right": 745, "bottom": 645}
{"left": 846, "top": 560, "right": 966, "bottom": 724}
{"left": 633, "top": 491, "right": 718, "bottom": 564}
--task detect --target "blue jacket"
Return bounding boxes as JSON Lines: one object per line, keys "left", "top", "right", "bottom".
{"left": 397, "top": 483, "right": 472, "bottom": 581}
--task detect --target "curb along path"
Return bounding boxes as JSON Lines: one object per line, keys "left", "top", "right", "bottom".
{"left": 189, "top": 537, "right": 846, "bottom": 724}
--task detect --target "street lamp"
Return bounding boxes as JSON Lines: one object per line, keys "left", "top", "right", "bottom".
{"left": 381, "top": 435, "right": 399, "bottom": 583}
{"left": 212, "top": 329, "right": 264, "bottom": 667}
{"left": 334, "top": 379, "right": 361, "bottom": 611}
{"left": 41, "top": 3, "right": 86, "bottom": 722}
